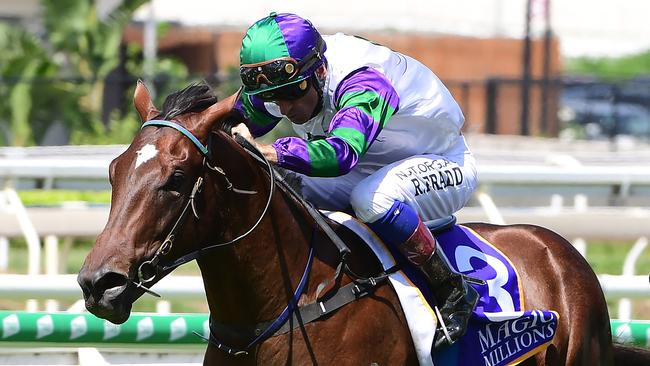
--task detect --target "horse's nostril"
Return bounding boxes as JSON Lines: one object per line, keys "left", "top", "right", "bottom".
{"left": 78, "top": 274, "right": 92, "bottom": 300}
{"left": 94, "top": 271, "right": 129, "bottom": 292}
{"left": 81, "top": 285, "right": 90, "bottom": 299}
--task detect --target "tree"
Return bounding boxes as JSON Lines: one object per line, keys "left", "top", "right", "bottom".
{"left": 0, "top": 0, "right": 189, "bottom": 146}
{"left": 42, "top": 0, "right": 148, "bottom": 113}
{"left": 0, "top": 23, "right": 61, "bottom": 145}
{"left": 566, "top": 50, "right": 650, "bottom": 79}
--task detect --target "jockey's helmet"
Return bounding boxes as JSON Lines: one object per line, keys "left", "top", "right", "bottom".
{"left": 239, "top": 12, "right": 326, "bottom": 97}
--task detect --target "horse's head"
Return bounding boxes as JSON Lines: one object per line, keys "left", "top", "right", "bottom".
{"left": 77, "top": 81, "right": 239, "bottom": 323}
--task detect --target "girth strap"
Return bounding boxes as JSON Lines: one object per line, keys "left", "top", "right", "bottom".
{"left": 268, "top": 271, "right": 392, "bottom": 335}
{"left": 194, "top": 137, "right": 377, "bottom": 357}
{"left": 203, "top": 266, "right": 397, "bottom": 356}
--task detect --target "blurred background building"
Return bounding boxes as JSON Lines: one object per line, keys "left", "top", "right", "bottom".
{"left": 2, "top": 0, "right": 650, "bottom": 145}
{"left": 1, "top": 0, "right": 650, "bottom": 142}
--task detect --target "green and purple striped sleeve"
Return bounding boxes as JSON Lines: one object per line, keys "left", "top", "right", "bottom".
{"left": 234, "top": 93, "right": 282, "bottom": 137}
{"left": 273, "top": 67, "right": 399, "bottom": 176}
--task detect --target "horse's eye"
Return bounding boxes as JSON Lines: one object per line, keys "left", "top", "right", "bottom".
{"left": 164, "top": 170, "right": 185, "bottom": 194}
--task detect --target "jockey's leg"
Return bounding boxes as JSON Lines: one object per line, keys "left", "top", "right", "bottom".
{"left": 274, "top": 167, "right": 367, "bottom": 212}
{"left": 366, "top": 200, "right": 479, "bottom": 349}
{"left": 349, "top": 143, "right": 479, "bottom": 349}
{"left": 278, "top": 141, "right": 480, "bottom": 348}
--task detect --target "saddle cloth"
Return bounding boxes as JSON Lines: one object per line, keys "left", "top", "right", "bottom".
{"left": 323, "top": 211, "right": 559, "bottom": 366}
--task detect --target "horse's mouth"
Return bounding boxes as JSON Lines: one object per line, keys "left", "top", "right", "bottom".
{"left": 83, "top": 284, "right": 135, "bottom": 324}
{"left": 88, "top": 304, "right": 132, "bottom": 324}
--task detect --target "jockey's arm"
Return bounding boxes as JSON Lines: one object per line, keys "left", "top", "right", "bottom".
{"left": 232, "top": 67, "right": 399, "bottom": 176}
{"left": 271, "top": 67, "right": 399, "bottom": 177}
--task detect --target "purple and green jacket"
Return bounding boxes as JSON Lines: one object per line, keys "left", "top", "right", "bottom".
{"left": 235, "top": 33, "right": 466, "bottom": 177}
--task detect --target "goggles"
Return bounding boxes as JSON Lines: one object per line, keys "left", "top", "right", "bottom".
{"left": 240, "top": 57, "right": 302, "bottom": 91}
{"left": 257, "top": 78, "right": 310, "bottom": 102}
{"left": 240, "top": 37, "right": 324, "bottom": 93}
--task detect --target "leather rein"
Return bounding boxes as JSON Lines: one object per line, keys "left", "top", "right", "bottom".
{"left": 133, "top": 120, "right": 273, "bottom": 297}
{"left": 134, "top": 119, "right": 395, "bottom": 357}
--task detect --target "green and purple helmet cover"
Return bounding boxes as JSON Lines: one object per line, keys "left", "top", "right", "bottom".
{"left": 240, "top": 12, "right": 326, "bottom": 95}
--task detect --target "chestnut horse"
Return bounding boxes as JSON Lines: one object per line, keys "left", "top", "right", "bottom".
{"left": 78, "top": 81, "right": 645, "bottom": 365}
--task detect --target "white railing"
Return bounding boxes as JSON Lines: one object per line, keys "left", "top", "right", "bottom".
{"left": 1, "top": 141, "right": 649, "bottom": 318}
{"left": 0, "top": 158, "right": 109, "bottom": 179}
{"left": 2, "top": 205, "right": 648, "bottom": 241}
{"left": 1, "top": 203, "right": 648, "bottom": 316}
{"left": 0, "top": 273, "right": 645, "bottom": 303}
{"left": 0, "top": 274, "right": 205, "bottom": 301}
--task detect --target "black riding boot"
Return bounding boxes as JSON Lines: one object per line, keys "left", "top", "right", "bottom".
{"left": 398, "top": 221, "right": 479, "bottom": 348}
{"left": 419, "top": 250, "right": 480, "bottom": 349}
{"left": 398, "top": 219, "right": 479, "bottom": 349}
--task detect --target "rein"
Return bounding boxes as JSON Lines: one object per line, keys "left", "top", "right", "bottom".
{"left": 136, "top": 118, "right": 393, "bottom": 357}
{"left": 204, "top": 138, "right": 397, "bottom": 357}
{"left": 135, "top": 120, "right": 274, "bottom": 295}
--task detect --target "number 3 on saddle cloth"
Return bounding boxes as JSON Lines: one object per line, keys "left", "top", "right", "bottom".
{"left": 324, "top": 211, "right": 559, "bottom": 366}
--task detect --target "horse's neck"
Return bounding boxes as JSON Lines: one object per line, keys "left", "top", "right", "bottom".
{"left": 197, "top": 185, "right": 315, "bottom": 324}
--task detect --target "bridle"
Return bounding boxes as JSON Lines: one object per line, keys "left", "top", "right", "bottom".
{"left": 132, "top": 119, "right": 274, "bottom": 297}
{"left": 130, "top": 118, "right": 390, "bottom": 357}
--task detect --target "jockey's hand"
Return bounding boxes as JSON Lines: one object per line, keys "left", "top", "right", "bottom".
{"left": 231, "top": 123, "right": 279, "bottom": 164}
{"left": 231, "top": 123, "right": 254, "bottom": 144}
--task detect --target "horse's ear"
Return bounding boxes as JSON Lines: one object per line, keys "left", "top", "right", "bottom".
{"left": 202, "top": 89, "right": 241, "bottom": 128}
{"left": 134, "top": 80, "right": 160, "bottom": 122}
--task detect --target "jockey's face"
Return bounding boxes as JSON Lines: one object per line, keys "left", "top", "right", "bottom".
{"left": 274, "top": 65, "right": 326, "bottom": 125}
{"left": 274, "top": 81, "right": 319, "bottom": 124}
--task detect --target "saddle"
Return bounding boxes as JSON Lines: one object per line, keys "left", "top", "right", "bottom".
{"left": 324, "top": 211, "right": 559, "bottom": 366}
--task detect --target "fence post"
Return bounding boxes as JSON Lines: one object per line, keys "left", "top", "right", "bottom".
{"left": 618, "top": 237, "right": 649, "bottom": 320}
{"left": 3, "top": 188, "right": 41, "bottom": 311}
{"left": 485, "top": 78, "right": 498, "bottom": 134}
{"left": 45, "top": 235, "right": 59, "bottom": 312}
{"left": 0, "top": 236, "right": 7, "bottom": 273}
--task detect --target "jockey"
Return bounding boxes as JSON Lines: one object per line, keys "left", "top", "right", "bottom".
{"left": 231, "top": 12, "right": 479, "bottom": 348}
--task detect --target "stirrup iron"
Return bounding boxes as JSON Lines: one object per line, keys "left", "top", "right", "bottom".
{"left": 434, "top": 305, "right": 453, "bottom": 346}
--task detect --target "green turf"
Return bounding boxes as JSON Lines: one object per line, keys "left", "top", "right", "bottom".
{"left": 585, "top": 241, "right": 650, "bottom": 275}
{"left": 18, "top": 190, "right": 111, "bottom": 206}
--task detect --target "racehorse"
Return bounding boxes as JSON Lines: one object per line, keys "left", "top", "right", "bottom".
{"left": 78, "top": 81, "right": 647, "bottom": 365}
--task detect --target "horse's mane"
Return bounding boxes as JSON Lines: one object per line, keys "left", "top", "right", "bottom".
{"left": 158, "top": 81, "right": 218, "bottom": 120}
{"left": 158, "top": 82, "right": 305, "bottom": 194}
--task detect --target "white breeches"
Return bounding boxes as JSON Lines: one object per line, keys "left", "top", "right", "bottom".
{"left": 298, "top": 143, "right": 478, "bottom": 223}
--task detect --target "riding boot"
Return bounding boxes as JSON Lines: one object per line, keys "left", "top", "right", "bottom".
{"left": 399, "top": 219, "right": 479, "bottom": 350}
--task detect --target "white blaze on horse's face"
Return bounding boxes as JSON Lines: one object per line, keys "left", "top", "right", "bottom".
{"left": 135, "top": 144, "right": 158, "bottom": 169}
